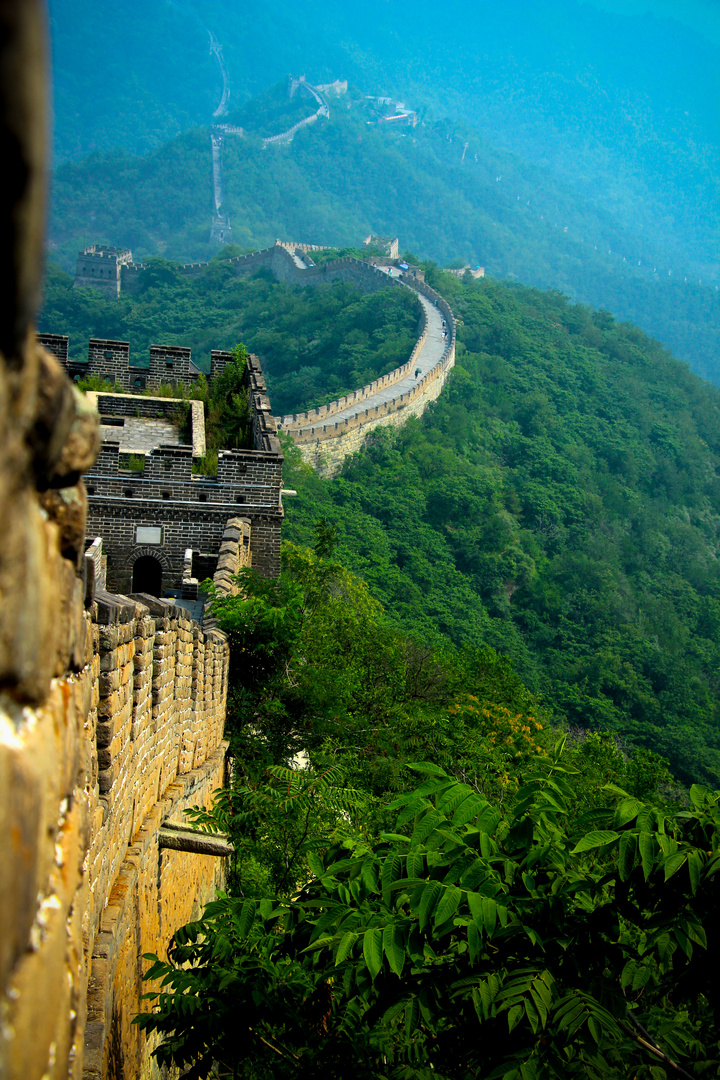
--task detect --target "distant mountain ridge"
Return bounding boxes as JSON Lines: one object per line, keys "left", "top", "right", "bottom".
{"left": 49, "top": 0, "right": 720, "bottom": 278}
{"left": 47, "top": 83, "right": 720, "bottom": 386}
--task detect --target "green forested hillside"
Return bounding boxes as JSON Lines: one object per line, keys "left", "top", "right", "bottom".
{"left": 39, "top": 260, "right": 420, "bottom": 416}
{"left": 44, "top": 253, "right": 720, "bottom": 783}
{"left": 281, "top": 271, "right": 720, "bottom": 786}
{"left": 48, "top": 97, "right": 720, "bottom": 385}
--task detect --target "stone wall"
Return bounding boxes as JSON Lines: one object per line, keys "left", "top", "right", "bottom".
{"left": 47, "top": 336, "right": 203, "bottom": 393}
{"left": 160, "top": 243, "right": 399, "bottom": 296}
{"left": 2, "top": 499, "right": 243, "bottom": 1080}
{"left": 0, "top": 10, "right": 240, "bottom": 1078}
{"left": 291, "top": 351, "right": 454, "bottom": 474}
{"left": 83, "top": 357, "right": 283, "bottom": 593}
{"left": 281, "top": 277, "right": 457, "bottom": 475}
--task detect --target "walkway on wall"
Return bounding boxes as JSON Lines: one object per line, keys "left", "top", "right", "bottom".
{"left": 208, "top": 30, "right": 229, "bottom": 118}
{"left": 322, "top": 291, "right": 447, "bottom": 426}
{"left": 262, "top": 82, "right": 330, "bottom": 147}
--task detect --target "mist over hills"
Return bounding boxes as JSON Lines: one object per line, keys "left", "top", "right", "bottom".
{"left": 50, "top": 0, "right": 720, "bottom": 277}
{"left": 48, "top": 80, "right": 720, "bottom": 385}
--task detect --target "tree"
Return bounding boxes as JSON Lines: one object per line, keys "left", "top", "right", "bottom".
{"left": 136, "top": 755, "right": 720, "bottom": 1079}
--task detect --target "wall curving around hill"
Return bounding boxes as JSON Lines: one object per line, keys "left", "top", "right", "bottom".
{"left": 280, "top": 276, "right": 457, "bottom": 476}
{"left": 124, "top": 244, "right": 459, "bottom": 476}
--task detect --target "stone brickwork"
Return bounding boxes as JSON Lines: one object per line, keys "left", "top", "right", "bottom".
{"left": 292, "top": 350, "right": 454, "bottom": 474}
{"left": 88, "top": 393, "right": 207, "bottom": 458}
{"left": 0, "top": 11, "right": 249, "bottom": 1078}
{"left": 74, "top": 247, "right": 133, "bottom": 300}
{"left": 82, "top": 357, "right": 283, "bottom": 593}
{"left": 2, "top": 496, "right": 242, "bottom": 1080}
{"left": 84, "top": 442, "right": 283, "bottom": 592}
{"left": 81, "top": 570, "right": 236, "bottom": 1080}
{"left": 49, "top": 337, "right": 203, "bottom": 392}
{"left": 280, "top": 300, "right": 427, "bottom": 429}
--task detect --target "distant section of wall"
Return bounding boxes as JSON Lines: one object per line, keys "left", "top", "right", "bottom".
{"left": 281, "top": 277, "right": 457, "bottom": 476}
{"left": 263, "top": 79, "right": 329, "bottom": 147}
{"left": 295, "top": 355, "right": 454, "bottom": 474}
{"left": 280, "top": 300, "right": 427, "bottom": 428}
{"left": 169, "top": 244, "right": 399, "bottom": 296}
{"left": 74, "top": 246, "right": 133, "bottom": 300}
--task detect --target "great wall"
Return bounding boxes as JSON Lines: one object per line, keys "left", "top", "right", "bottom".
{"left": 0, "top": 7, "right": 462, "bottom": 1078}
{"left": 11, "top": 230, "right": 461, "bottom": 1080}
{"left": 208, "top": 74, "right": 334, "bottom": 244}
{"left": 72, "top": 239, "right": 458, "bottom": 477}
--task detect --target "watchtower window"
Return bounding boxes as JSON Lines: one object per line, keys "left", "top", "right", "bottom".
{"left": 235, "top": 495, "right": 245, "bottom": 504}
{"left": 124, "top": 488, "right": 134, "bottom": 498}
{"left": 86, "top": 485, "right": 95, "bottom": 496}
{"left": 198, "top": 493, "right": 208, "bottom": 502}
{"left": 104, "top": 351, "right": 113, "bottom": 359}
{"left": 163, "top": 460, "right": 172, "bottom": 471}
{"left": 162, "top": 491, "right": 171, "bottom": 500}
{"left": 166, "top": 360, "right": 174, "bottom": 368}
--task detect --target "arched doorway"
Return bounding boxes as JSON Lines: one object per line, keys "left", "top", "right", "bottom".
{"left": 132, "top": 555, "right": 162, "bottom": 597}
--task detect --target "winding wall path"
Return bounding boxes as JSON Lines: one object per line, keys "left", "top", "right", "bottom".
{"left": 125, "top": 242, "right": 458, "bottom": 476}
{"left": 275, "top": 258, "right": 457, "bottom": 475}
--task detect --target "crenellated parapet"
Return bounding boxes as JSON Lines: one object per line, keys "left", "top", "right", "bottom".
{"left": 36, "top": 333, "right": 204, "bottom": 392}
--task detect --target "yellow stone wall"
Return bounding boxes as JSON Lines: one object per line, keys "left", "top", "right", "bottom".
{"left": 0, "top": 10, "right": 236, "bottom": 1077}
{"left": 0, "top": 397, "right": 244, "bottom": 1080}
{"left": 1, "top": 575, "right": 234, "bottom": 1080}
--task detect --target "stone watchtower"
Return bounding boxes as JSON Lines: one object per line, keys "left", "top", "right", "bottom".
{"left": 74, "top": 245, "right": 133, "bottom": 299}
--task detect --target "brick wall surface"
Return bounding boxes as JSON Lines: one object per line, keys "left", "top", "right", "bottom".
{"left": 0, "top": 329, "right": 244, "bottom": 1080}
{"left": 1, "top": 520, "right": 241, "bottom": 1080}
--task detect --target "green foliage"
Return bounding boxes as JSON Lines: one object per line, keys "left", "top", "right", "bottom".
{"left": 206, "top": 542, "right": 545, "bottom": 796}
{"left": 39, "top": 261, "right": 419, "bottom": 417}
{"left": 135, "top": 757, "right": 720, "bottom": 1079}
{"left": 282, "top": 273, "right": 720, "bottom": 786}
{"left": 204, "top": 347, "right": 252, "bottom": 452}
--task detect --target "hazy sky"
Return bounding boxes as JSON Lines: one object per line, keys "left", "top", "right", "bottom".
{"left": 584, "top": 0, "right": 720, "bottom": 44}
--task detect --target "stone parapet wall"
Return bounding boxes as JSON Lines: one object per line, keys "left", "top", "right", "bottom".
{"left": 286, "top": 343, "right": 454, "bottom": 447}
{"left": 275, "top": 239, "right": 326, "bottom": 255}
{"left": 1, "top": 526, "right": 237, "bottom": 1080}
{"left": 280, "top": 276, "right": 456, "bottom": 474}
{"left": 281, "top": 299, "right": 427, "bottom": 428}
{"left": 80, "top": 574, "right": 233, "bottom": 1080}
{"left": 50, "top": 337, "right": 201, "bottom": 393}
{"left": 263, "top": 82, "right": 328, "bottom": 147}
{"left": 172, "top": 244, "right": 398, "bottom": 296}
{"left": 297, "top": 355, "right": 453, "bottom": 474}
{"left": 1, "top": 18, "right": 239, "bottom": 1079}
